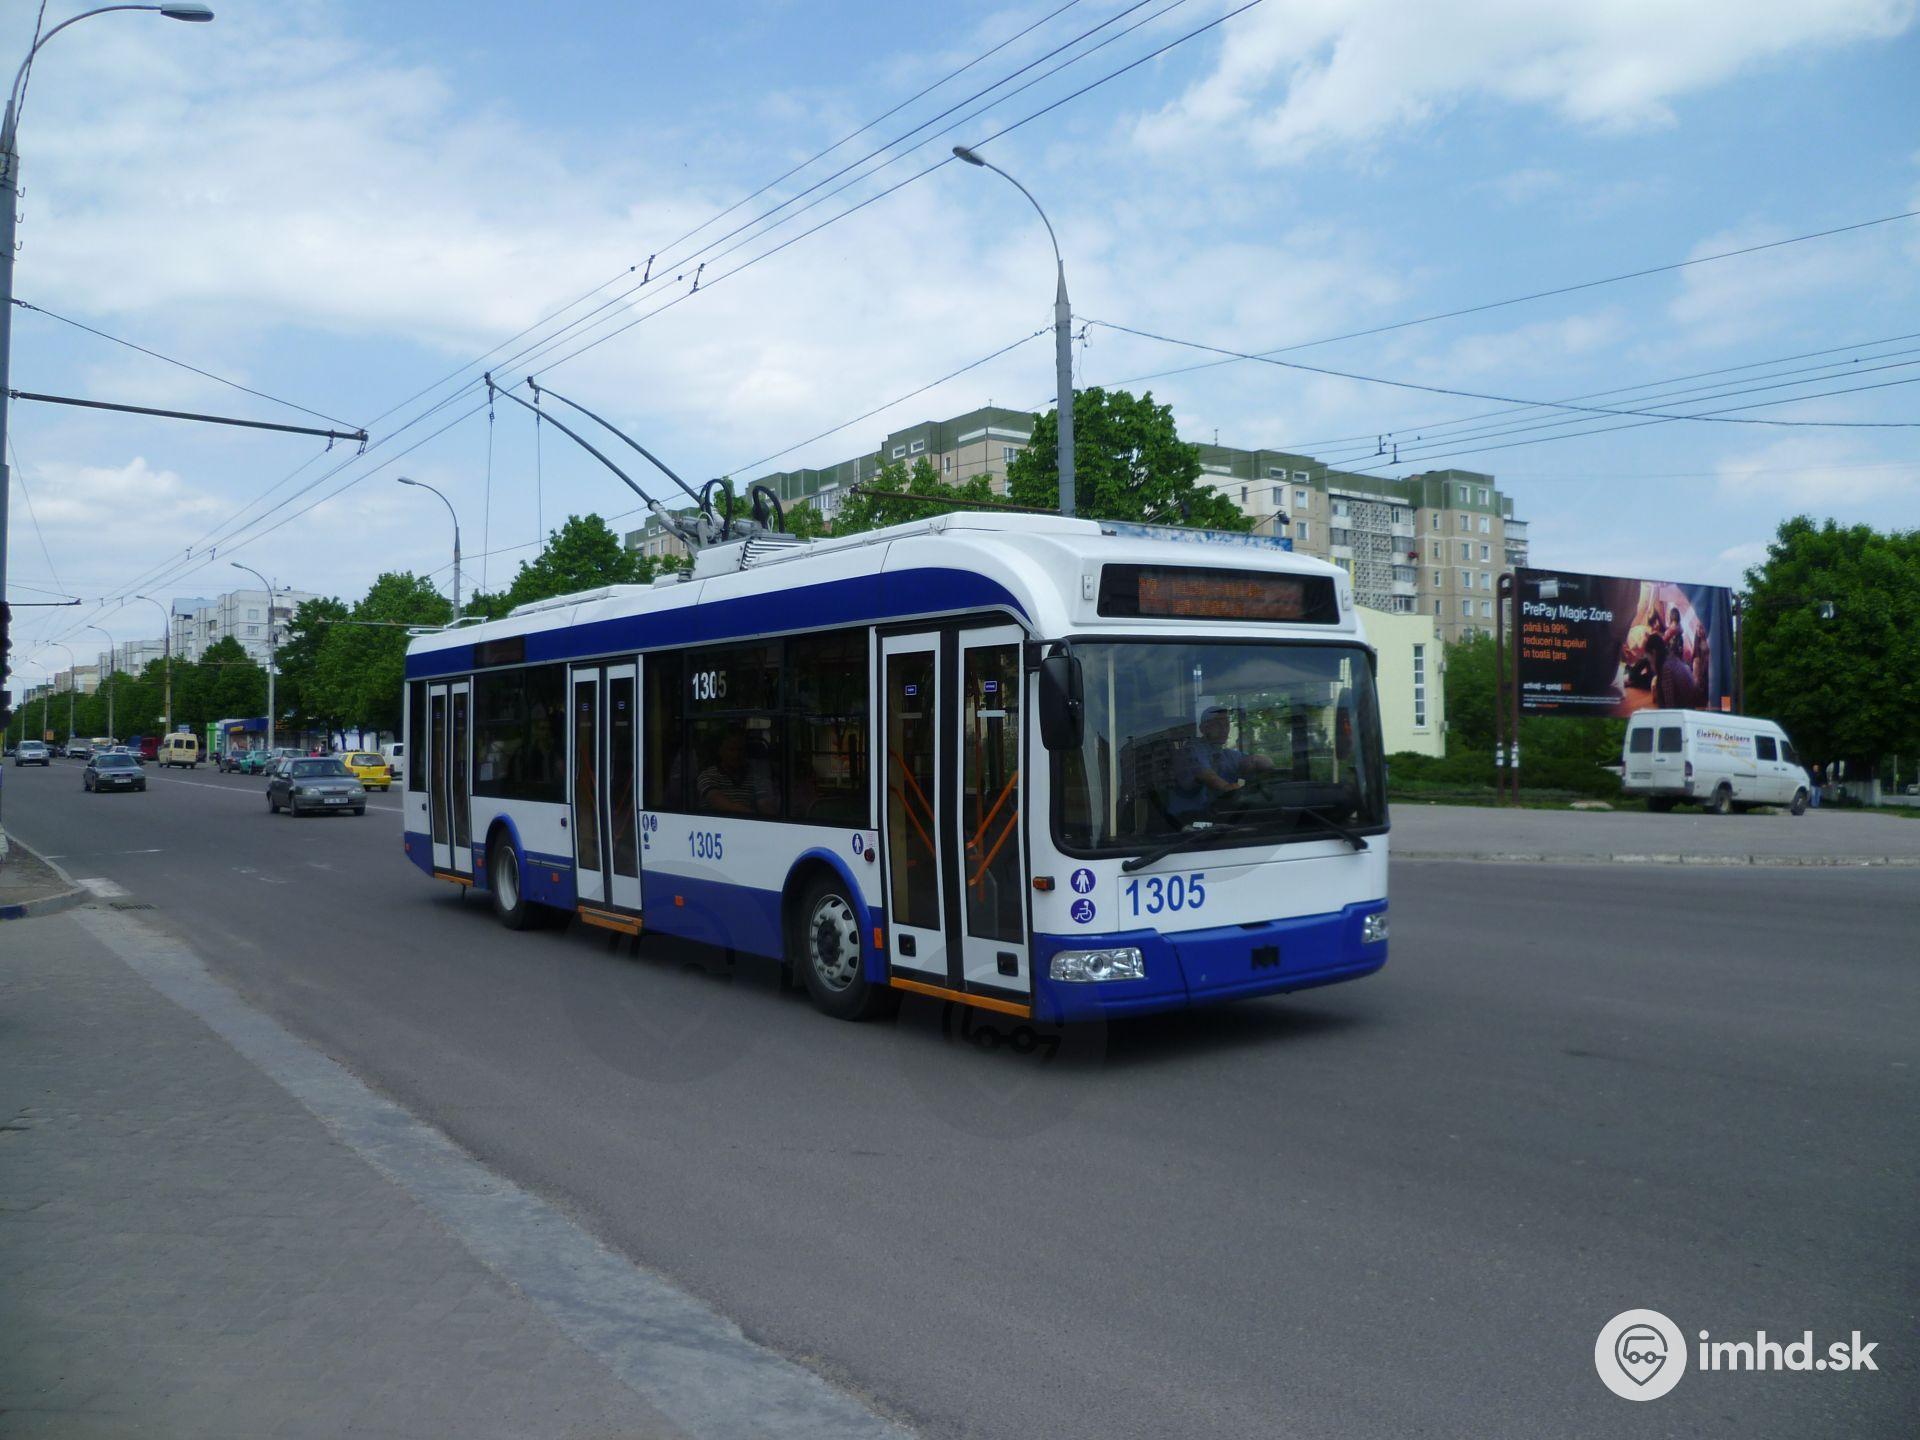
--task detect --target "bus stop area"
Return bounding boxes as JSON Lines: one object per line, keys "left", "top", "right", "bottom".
{"left": 1390, "top": 801, "right": 1920, "bottom": 866}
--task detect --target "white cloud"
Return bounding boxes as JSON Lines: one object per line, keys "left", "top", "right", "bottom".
{"left": 1133, "top": 0, "right": 1914, "bottom": 162}
{"left": 1713, "top": 436, "right": 1920, "bottom": 505}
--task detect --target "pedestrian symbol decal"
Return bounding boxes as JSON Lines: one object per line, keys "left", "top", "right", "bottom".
{"left": 1069, "top": 868, "right": 1096, "bottom": 894}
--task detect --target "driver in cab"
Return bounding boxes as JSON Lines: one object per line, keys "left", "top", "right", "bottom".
{"left": 1168, "top": 705, "right": 1275, "bottom": 820}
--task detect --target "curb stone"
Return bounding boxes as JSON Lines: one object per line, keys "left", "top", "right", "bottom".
{"left": 0, "top": 840, "right": 88, "bottom": 921}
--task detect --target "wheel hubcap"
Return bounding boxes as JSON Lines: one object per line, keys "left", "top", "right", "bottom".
{"left": 808, "top": 896, "right": 860, "bottom": 992}
{"left": 496, "top": 847, "right": 518, "bottom": 909}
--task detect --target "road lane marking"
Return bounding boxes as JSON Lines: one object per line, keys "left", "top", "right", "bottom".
{"left": 74, "top": 908, "right": 908, "bottom": 1440}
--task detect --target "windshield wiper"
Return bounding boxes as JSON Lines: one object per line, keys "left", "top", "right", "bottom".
{"left": 1287, "top": 805, "right": 1369, "bottom": 852}
{"left": 1121, "top": 821, "right": 1268, "bottom": 873}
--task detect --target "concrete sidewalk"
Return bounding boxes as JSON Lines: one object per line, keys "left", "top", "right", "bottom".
{"left": 0, "top": 908, "right": 909, "bottom": 1440}
{"left": 1390, "top": 802, "right": 1920, "bottom": 865}
{"left": 0, "top": 840, "right": 84, "bottom": 921}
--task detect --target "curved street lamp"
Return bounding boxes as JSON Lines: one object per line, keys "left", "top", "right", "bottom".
{"left": 397, "top": 476, "right": 462, "bottom": 617}
{"left": 84, "top": 624, "right": 117, "bottom": 740}
{"left": 952, "top": 143, "right": 1074, "bottom": 517}
{"left": 132, "top": 594, "right": 175, "bottom": 734}
{"left": 231, "top": 562, "right": 279, "bottom": 755}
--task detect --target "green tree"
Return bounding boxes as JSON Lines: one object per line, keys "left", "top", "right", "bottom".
{"left": 1005, "top": 387, "right": 1250, "bottom": 530}
{"left": 831, "top": 457, "right": 998, "bottom": 536}
{"left": 1745, "top": 516, "right": 1920, "bottom": 774}
{"left": 277, "top": 596, "right": 349, "bottom": 735}
{"left": 197, "top": 637, "right": 268, "bottom": 722}
{"left": 317, "top": 572, "right": 452, "bottom": 740}
{"left": 503, "top": 513, "right": 646, "bottom": 608}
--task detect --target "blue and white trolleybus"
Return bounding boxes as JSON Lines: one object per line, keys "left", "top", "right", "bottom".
{"left": 400, "top": 512, "right": 1389, "bottom": 1022}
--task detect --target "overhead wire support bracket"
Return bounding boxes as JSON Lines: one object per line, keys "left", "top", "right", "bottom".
{"left": 6, "top": 389, "right": 368, "bottom": 443}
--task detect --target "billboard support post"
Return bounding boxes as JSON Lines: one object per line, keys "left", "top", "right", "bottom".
{"left": 1495, "top": 572, "right": 1515, "bottom": 804}
{"left": 1733, "top": 596, "right": 1745, "bottom": 714}
{"left": 1507, "top": 574, "right": 1522, "bottom": 803}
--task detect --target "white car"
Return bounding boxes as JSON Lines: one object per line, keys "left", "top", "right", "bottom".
{"left": 13, "top": 740, "right": 51, "bottom": 767}
{"left": 1622, "top": 709, "right": 1810, "bottom": 815}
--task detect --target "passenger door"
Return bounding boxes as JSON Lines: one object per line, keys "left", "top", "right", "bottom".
{"left": 426, "top": 679, "right": 472, "bottom": 876}
{"left": 1753, "top": 734, "right": 1791, "bottom": 803}
{"left": 956, "top": 626, "right": 1030, "bottom": 996}
{"left": 879, "top": 625, "right": 1032, "bottom": 1003}
{"left": 568, "top": 662, "right": 642, "bottom": 915}
{"left": 880, "top": 633, "right": 947, "bottom": 982}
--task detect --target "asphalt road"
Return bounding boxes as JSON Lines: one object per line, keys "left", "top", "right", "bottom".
{"left": 5, "top": 760, "right": 1915, "bottom": 1439}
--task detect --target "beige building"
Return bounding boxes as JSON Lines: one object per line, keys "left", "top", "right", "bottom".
{"left": 1360, "top": 608, "right": 1446, "bottom": 758}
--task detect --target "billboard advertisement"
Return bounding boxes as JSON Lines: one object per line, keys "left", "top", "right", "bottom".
{"left": 1516, "top": 568, "right": 1735, "bottom": 716}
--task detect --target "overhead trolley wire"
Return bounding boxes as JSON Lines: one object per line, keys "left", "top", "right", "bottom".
{"left": 1084, "top": 316, "right": 1920, "bottom": 428}
{"left": 1105, "top": 206, "right": 1920, "bottom": 390}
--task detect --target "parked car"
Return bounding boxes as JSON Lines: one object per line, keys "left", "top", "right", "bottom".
{"left": 1621, "top": 709, "right": 1810, "bottom": 815}
{"left": 14, "top": 740, "right": 51, "bottom": 766}
{"left": 267, "top": 756, "right": 366, "bottom": 816}
{"left": 84, "top": 751, "right": 148, "bottom": 793}
{"left": 232, "top": 749, "right": 271, "bottom": 775}
{"left": 340, "top": 751, "right": 393, "bottom": 790}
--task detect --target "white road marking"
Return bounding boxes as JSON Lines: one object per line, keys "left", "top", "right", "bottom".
{"left": 77, "top": 877, "right": 129, "bottom": 899}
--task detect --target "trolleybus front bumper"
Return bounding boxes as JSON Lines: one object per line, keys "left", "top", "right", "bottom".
{"left": 1030, "top": 900, "right": 1387, "bottom": 1023}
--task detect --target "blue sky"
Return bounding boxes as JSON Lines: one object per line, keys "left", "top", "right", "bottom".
{"left": 5, "top": 0, "right": 1918, "bottom": 684}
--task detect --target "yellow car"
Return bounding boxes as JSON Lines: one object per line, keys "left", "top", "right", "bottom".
{"left": 340, "top": 752, "right": 393, "bottom": 790}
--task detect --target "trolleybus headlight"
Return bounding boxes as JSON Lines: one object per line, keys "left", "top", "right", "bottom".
{"left": 1361, "top": 910, "right": 1389, "bottom": 945}
{"left": 1049, "top": 947, "right": 1146, "bottom": 983}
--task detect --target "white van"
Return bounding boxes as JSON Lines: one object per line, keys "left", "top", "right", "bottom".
{"left": 381, "top": 741, "right": 405, "bottom": 781}
{"left": 1622, "top": 710, "right": 1810, "bottom": 815}
{"left": 158, "top": 733, "right": 201, "bottom": 769}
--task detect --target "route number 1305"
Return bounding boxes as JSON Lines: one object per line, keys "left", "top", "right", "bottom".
{"left": 1124, "top": 872, "right": 1206, "bottom": 916}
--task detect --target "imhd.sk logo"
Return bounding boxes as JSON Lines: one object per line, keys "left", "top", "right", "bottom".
{"left": 1595, "top": 1309, "right": 1687, "bottom": 1401}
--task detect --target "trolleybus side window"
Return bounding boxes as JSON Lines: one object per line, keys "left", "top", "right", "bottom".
{"left": 687, "top": 640, "right": 782, "bottom": 817}
{"left": 472, "top": 664, "right": 566, "bottom": 803}
{"left": 787, "top": 629, "right": 870, "bottom": 827}
{"left": 644, "top": 653, "right": 687, "bottom": 811}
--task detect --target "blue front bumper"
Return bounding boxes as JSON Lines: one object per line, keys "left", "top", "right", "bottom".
{"left": 1031, "top": 901, "right": 1387, "bottom": 1023}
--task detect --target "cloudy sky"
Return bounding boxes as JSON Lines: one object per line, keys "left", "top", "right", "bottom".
{"left": 5, "top": 0, "right": 1917, "bottom": 684}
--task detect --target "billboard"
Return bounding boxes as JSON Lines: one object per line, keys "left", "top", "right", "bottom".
{"left": 1515, "top": 567, "right": 1734, "bottom": 716}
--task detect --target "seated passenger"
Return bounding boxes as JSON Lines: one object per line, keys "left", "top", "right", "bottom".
{"left": 698, "top": 731, "right": 777, "bottom": 816}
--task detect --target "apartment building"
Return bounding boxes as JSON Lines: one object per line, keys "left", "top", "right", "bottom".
{"left": 170, "top": 588, "right": 315, "bottom": 666}
{"left": 623, "top": 408, "right": 1527, "bottom": 645}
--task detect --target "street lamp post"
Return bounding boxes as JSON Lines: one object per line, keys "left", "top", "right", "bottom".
{"left": 230, "top": 562, "right": 278, "bottom": 755}
{"left": 133, "top": 594, "right": 174, "bottom": 733}
{"left": 40, "top": 641, "right": 74, "bottom": 742}
{"left": 84, "top": 625, "right": 115, "bottom": 740}
{"left": 0, "top": 3, "right": 214, "bottom": 854}
{"left": 952, "top": 144, "right": 1074, "bottom": 517}
{"left": 396, "top": 477, "right": 461, "bottom": 616}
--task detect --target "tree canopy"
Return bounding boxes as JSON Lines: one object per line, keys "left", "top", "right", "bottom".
{"left": 1005, "top": 387, "right": 1250, "bottom": 530}
{"left": 1744, "top": 516, "right": 1920, "bottom": 771}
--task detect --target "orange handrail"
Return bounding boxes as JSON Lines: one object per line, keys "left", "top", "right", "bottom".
{"left": 888, "top": 783, "right": 937, "bottom": 860}
{"left": 970, "top": 808, "right": 1019, "bottom": 888}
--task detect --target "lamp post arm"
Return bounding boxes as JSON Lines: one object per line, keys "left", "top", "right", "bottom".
{"left": 6, "top": 8, "right": 170, "bottom": 147}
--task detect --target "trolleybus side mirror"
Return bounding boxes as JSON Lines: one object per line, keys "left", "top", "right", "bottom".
{"left": 1038, "top": 652, "right": 1083, "bottom": 751}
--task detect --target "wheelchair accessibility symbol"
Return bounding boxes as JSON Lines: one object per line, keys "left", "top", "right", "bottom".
{"left": 1070, "top": 898, "right": 1096, "bottom": 925}
{"left": 1069, "top": 868, "right": 1096, "bottom": 894}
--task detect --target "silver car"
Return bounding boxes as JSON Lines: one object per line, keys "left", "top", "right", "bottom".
{"left": 266, "top": 757, "right": 367, "bottom": 817}
{"left": 14, "top": 740, "right": 51, "bottom": 767}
